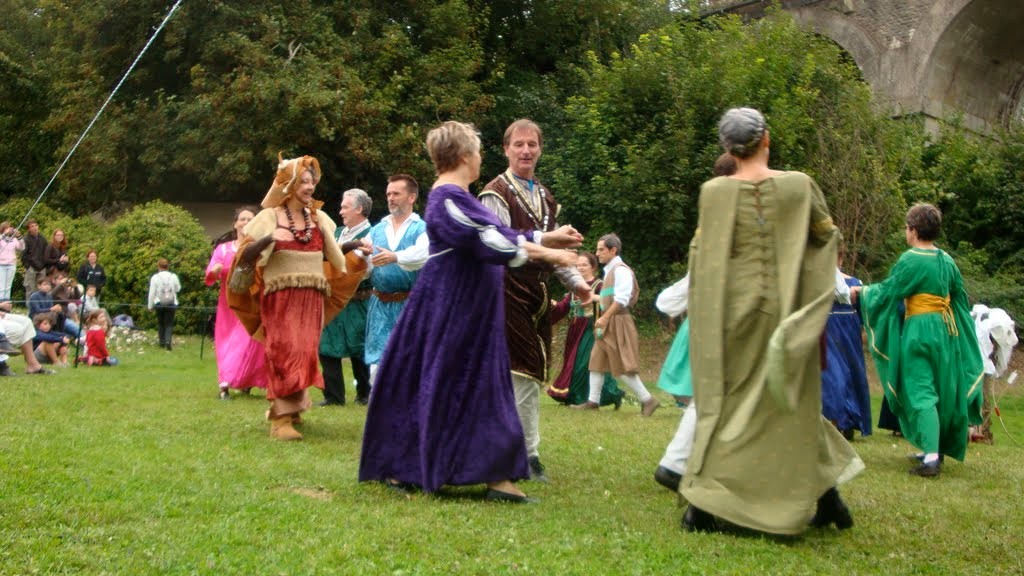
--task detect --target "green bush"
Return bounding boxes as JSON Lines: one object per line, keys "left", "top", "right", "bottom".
{"left": 951, "top": 242, "right": 1024, "bottom": 336}
{"left": 97, "top": 200, "right": 215, "bottom": 333}
{"left": 0, "top": 198, "right": 215, "bottom": 330}
{"left": 0, "top": 197, "right": 63, "bottom": 230}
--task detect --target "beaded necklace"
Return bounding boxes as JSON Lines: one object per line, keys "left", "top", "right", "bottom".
{"left": 501, "top": 169, "right": 550, "bottom": 231}
{"left": 284, "top": 206, "right": 314, "bottom": 243}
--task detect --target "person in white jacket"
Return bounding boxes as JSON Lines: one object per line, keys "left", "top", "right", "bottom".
{"left": 148, "top": 257, "right": 181, "bottom": 351}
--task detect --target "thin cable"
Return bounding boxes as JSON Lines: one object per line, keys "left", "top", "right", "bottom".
{"left": 991, "top": 372, "right": 1024, "bottom": 449}
{"left": 17, "top": 0, "right": 184, "bottom": 229}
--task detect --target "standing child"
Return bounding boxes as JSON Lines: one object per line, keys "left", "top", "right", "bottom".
{"left": 572, "top": 233, "right": 659, "bottom": 416}
{"left": 821, "top": 261, "right": 872, "bottom": 441}
{"left": 80, "top": 309, "right": 118, "bottom": 366}
{"left": 82, "top": 285, "right": 100, "bottom": 317}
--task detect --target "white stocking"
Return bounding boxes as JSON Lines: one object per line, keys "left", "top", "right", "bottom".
{"left": 618, "top": 372, "right": 652, "bottom": 403}
{"left": 587, "top": 371, "right": 605, "bottom": 404}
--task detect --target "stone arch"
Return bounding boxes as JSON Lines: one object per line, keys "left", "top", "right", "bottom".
{"left": 913, "top": 0, "right": 1024, "bottom": 130}
{"left": 788, "top": 6, "right": 882, "bottom": 87}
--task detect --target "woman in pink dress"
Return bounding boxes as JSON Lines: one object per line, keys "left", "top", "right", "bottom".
{"left": 206, "top": 207, "right": 267, "bottom": 399}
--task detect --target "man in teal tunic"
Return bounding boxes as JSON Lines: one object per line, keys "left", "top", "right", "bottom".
{"left": 364, "top": 174, "right": 428, "bottom": 387}
{"left": 852, "top": 203, "right": 983, "bottom": 477}
{"left": 319, "top": 189, "right": 374, "bottom": 406}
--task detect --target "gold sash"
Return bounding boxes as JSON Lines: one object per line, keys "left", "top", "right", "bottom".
{"left": 905, "top": 293, "right": 957, "bottom": 335}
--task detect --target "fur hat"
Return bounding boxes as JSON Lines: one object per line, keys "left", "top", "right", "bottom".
{"left": 261, "top": 153, "right": 324, "bottom": 210}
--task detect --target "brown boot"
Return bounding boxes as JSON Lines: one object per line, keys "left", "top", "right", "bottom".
{"left": 641, "top": 397, "right": 660, "bottom": 417}
{"left": 570, "top": 401, "right": 600, "bottom": 411}
{"left": 270, "top": 416, "right": 303, "bottom": 441}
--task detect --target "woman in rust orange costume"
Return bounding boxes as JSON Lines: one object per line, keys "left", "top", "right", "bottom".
{"left": 229, "top": 154, "right": 367, "bottom": 440}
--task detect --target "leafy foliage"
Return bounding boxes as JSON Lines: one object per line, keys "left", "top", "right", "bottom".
{"left": 2, "top": 1, "right": 1024, "bottom": 327}
{"left": 915, "top": 121, "right": 1024, "bottom": 272}
{"left": 951, "top": 242, "right": 1024, "bottom": 331}
{"left": 95, "top": 201, "right": 214, "bottom": 332}
{"left": 547, "top": 12, "right": 921, "bottom": 299}
{"left": 0, "top": 0, "right": 676, "bottom": 218}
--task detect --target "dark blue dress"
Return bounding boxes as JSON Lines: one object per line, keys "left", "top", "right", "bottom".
{"left": 821, "top": 276, "right": 873, "bottom": 436}
{"left": 359, "top": 183, "right": 529, "bottom": 491}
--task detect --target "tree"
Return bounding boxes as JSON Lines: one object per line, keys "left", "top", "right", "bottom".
{"left": 0, "top": 1, "right": 57, "bottom": 200}
{"left": 547, "top": 11, "right": 918, "bottom": 296}
{"left": 99, "top": 200, "right": 213, "bottom": 332}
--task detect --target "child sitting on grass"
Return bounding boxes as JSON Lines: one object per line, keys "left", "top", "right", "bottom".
{"left": 32, "top": 312, "right": 70, "bottom": 367}
{"left": 80, "top": 309, "right": 118, "bottom": 366}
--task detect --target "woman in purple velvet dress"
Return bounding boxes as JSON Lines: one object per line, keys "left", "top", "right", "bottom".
{"left": 359, "top": 121, "right": 580, "bottom": 503}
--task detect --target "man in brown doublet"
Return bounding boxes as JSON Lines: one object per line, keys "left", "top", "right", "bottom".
{"left": 479, "top": 119, "right": 586, "bottom": 482}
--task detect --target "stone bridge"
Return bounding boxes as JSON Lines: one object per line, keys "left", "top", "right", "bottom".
{"left": 704, "top": 0, "right": 1024, "bottom": 132}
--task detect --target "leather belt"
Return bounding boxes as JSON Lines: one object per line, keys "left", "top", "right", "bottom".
{"left": 372, "top": 290, "right": 410, "bottom": 303}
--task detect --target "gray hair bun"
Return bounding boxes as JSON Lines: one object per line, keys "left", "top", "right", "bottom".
{"left": 718, "top": 107, "right": 766, "bottom": 158}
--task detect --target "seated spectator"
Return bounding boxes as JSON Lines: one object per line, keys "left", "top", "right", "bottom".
{"left": 49, "top": 272, "right": 82, "bottom": 338}
{"left": 79, "top": 309, "right": 118, "bottom": 366}
{"left": 0, "top": 300, "right": 54, "bottom": 375}
{"left": 32, "top": 312, "right": 70, "bottom": 367}
{"left": 28, "top": 277, "right": 60, "bottom": 318}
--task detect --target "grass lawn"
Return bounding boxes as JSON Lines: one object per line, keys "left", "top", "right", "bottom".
{"left": 1, "top": 326, "right": 1023, "bottom": 575}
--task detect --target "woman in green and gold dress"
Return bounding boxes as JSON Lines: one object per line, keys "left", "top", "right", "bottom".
{"left": 852, "top": 203, "right": 983, "bottom": 477}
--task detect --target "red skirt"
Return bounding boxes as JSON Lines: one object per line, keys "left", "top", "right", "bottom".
{"left": 262, "top": 287, "right": 324, "bottom": 399}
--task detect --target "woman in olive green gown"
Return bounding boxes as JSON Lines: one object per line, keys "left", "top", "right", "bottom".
{"left": 852, "top": 203, "right": 983, "bottom": 477}
{"left": 681, "top": 108, "right": 862, "bottom": 535}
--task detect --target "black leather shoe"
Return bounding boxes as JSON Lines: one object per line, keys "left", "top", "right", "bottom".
{"left": 355, "top": 396, "right": 369, "bottom": 406}
{"left": 909, "top": 460, "right": 941, "bottom": 477}
{"left": 385, "top": 479, "right": 416, "bottom": 494}
{"left": 654, "top": 466, "right": 682, "bottom": 493}
{"left": 318, "top": 399, "right": 344, "bottom": 407}
{"left": 486, "top": 489, "right": 538, "bottom": 504}
{"left": 528, "top": 456, "right": 549, "bottom": 483}
{"left": 907, "top": 453, "right": 944, "bottom": 464}
{"left": 810, "top": 487, "right": 854, "bottom": 529}
{"left": 681, "top": 504, "right": 717, "bottom": 532}
{"left": 0, "top": 362, "right": 16, "bottom": 377}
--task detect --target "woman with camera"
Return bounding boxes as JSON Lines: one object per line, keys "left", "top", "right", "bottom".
{"left": 0, "top": 222, "right": 24, "bottom": 302}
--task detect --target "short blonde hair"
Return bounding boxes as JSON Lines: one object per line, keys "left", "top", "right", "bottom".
{"left": 426, "top": 121, "right": 480, "bottom": 174}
